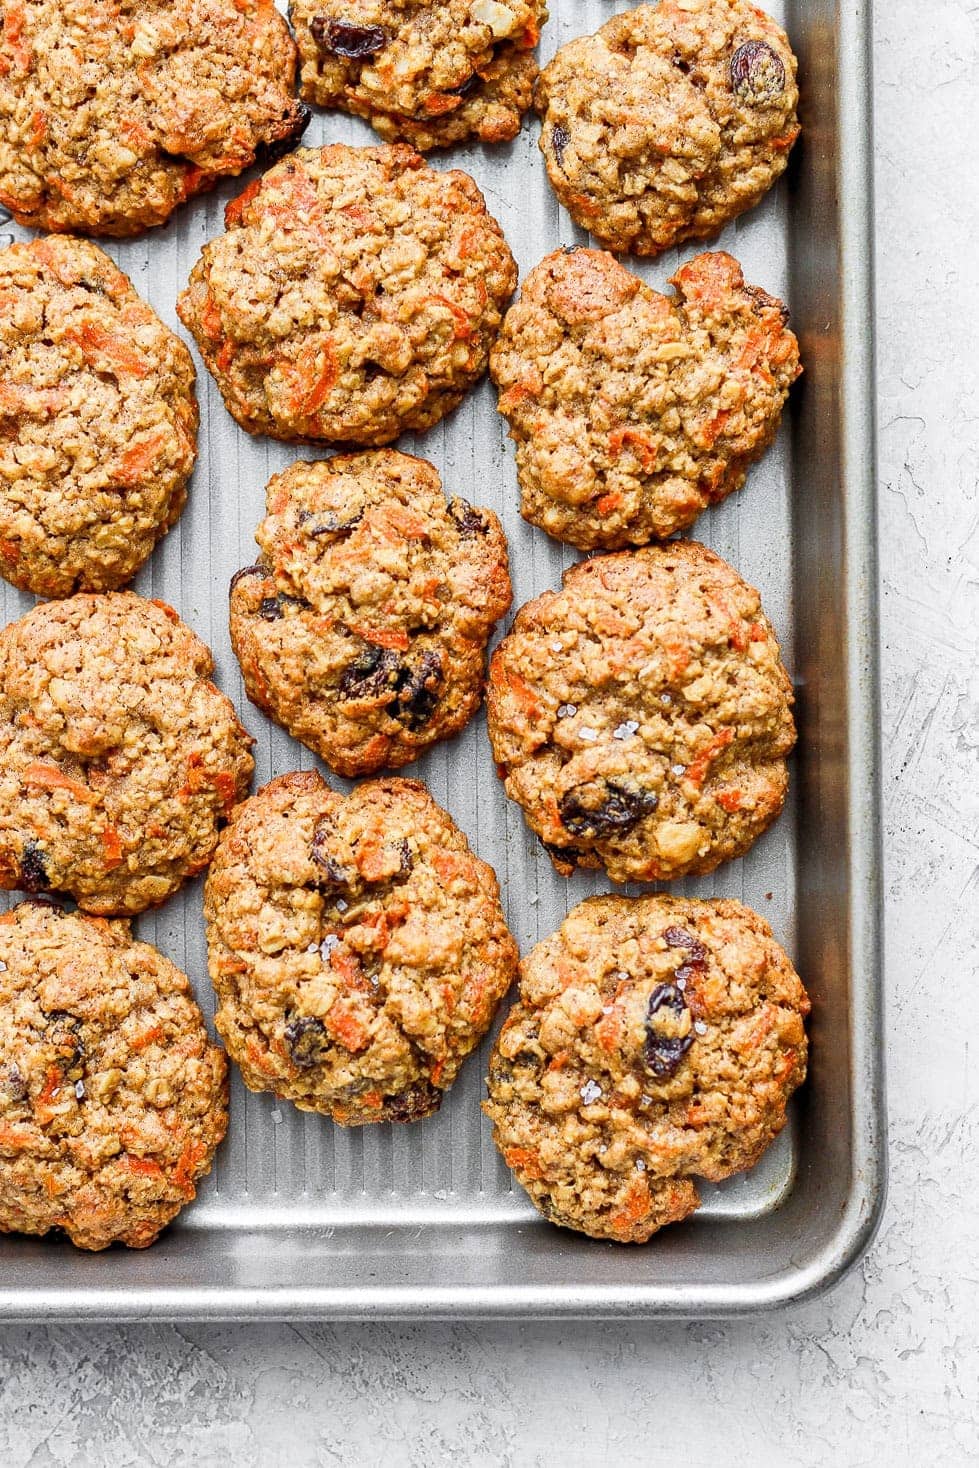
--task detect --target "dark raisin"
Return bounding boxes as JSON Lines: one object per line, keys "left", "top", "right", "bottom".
{"left": 397, "top": 839, "right": 413, "bottom": 880}
{"left": 311, "top": 822, "right": 354, "bottom": 893}
{"left": 446, "top": 71, "right": 478, "bottom": 97}
{"left": 311, "top": 17, "right": 390, "bottom": 58}
{"left": 662, "top": 926, "right": 707, "bottom": 965}
{"left": 393, "top": 651, "right": 442, "bottom": 730}
{"left": 383, "top": 1081, "right": 441, "bottom": 1123}
{"left": 306, "top": 509, "right": 363, "bottom": 539}
{"left": 259, "top": 596, "right": 283, "bottom": 622}
{"left": 744, "top": 282, "right": 790, "bottom": 326}
{"left": 558, "top": 780, "right": 658, "bottom": 841}
{"left": 730, "top": 39, "right": 785, "bottom": 102}
{"left": 339, "top": 644, "right": 403, "bottom": 700}
{"left": 448, "top": 498, "right": 489, "bottom": 538}
{"left": 539, "top": 838, "right": 579, "bottom": 872}
{"left": 19, "top": 842, "right": 49, "bottom": 894}
{"left": 550, "top": 124, "right": 570, "bottom": 170}
{"left": 673, "top": 53, "right": 691, "bottom": 74}
{"left": 229, "top": 563, "right": 267, "bottom": 592}
{"left": 644, "top": 983, "right": 695, "bottom": 1079}
{"left": 255, "top": 103, "right": 312, "bottom": 166}
{"left": 284, "top": 1015, "right": 328, "bottom": 1069}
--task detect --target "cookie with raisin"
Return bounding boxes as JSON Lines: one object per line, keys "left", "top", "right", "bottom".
{"left": 0, "top": 900, "right": 228, "bottom": 1250}
{"left": 0, "top": 592, "right": 254, "bottom": 915}
{"left": 491, "top": 248, "right": 800, "bottom": 549}
{"left": 486, "top": 540, "right": 795, "bottom": 883}
{"left": 536, "top": 0, "right": 799, "bottom": 256}
{"left": 484, "top": 894, "right": 809, "bottom": 1242}
{"left": 230, "top": 450, "right": 511, "bottom": 777}
{"left": 204, "top": 770, "right": 517, "bottom": 1125}
{"left": 291, "top": 0, "right": 547, "bottom": 150}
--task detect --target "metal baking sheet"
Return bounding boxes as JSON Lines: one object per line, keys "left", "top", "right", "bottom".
{"left": 0, "top": 0, "right": 884, "bottom": 1319}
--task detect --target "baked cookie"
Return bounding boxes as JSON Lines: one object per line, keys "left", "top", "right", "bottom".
{"left": 204, "top": 770, "right": 517, "bottom": 1125}
{"left": 177, "top": 144, "right": 517, "bottom": 445}
{"left": 486, "top": 541, "right": 794, "bottom": 883}
{"left": 484, "top": 894, "right": 809, "bottom": 1242}
{"left": 290, "top": 0, "right": 547, "bottom": 151}
{"left": 535, "top": 0, "right": 799, "bottom": 257}
{"left": 0, "top": 592, "right": 254, "bottom": 916}
{"left": 230, "top": 451, "right": 512, "bottom": 777}
{"left": 491, "top": 248, "right": 800, "bottom": 550}
{"left": 0, "top": 236, "right": 198, "bottom": 599}
{"left": 0, "top": 0, "right": 308, "bottom": 237}
{"left": 0, "top": 899, "right": 228, "bottom": 1251}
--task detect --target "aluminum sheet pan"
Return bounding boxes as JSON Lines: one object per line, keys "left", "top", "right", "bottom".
{"left": 0, "top": 0, "right": 884, "bottom": 1319}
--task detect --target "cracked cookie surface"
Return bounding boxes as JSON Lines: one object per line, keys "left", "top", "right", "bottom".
{"left": 486, "top": 541, "right": 794, "bottom": 883}
{"left": 535, "top": 0, "right": 799, "bottom": 257}
{"left": 291, "top": 0, "right": 547, "bottom": 150}
{"left": 204, "top": 770, "right": 517, "bottom": 1125}
{"left": 0, "top": 900, "right": 228, "bottom": 1250}
{"left": 0, "top": 236, "right": 198, "bottom": 598}
{"left": 177, "top": 144, "right": 517, "bottom": 445}
{"left": 484, "top": 894, "right": 808, "bottom": 1242}
{"left": 230, "top": 450, "right": 511, "bottom": 777}
{"left": 491, "top": 248, "right": 800, "bottom": 549}
{"left": 0, "top": 0, "right": 308, "bottom": 237}
{"left": 0, "top": 592, "right": 254, "bottom": 916}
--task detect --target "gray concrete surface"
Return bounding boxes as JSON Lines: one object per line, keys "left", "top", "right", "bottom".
{"left": 1, "top": 2, "right": 976, "bottom": 1463}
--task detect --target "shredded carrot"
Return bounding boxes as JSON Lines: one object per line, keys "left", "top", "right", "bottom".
{"left": 101, "top": 825, "right": 124, "bottom": 868}
{"left": 716, "top": 788, "right": 743, "bottom": 813}
{"left": 547, "top": 1051, "right": 569, "bottom": 1073}
{"left": 429, "top": 1059, "right": 446, "bottom": 1086}
{"left": 373, "top": 504, "right": 429, "bottom": 541}
{"left": 173, "top": 1138, "right": 206, "bottom": 1197}
{"left": 288, "top": 336, "right": 338, "bottom": 417}
{"left": 427, "top": 294, "right": 473, "bottom": 340}
{"left": 325, "top": 999, "right": 369, "bottom": 1053}
{"left": 210, "top": 772, "right": 239, "bottom": 813}
{"left": 25, "top": 108, "right": 46, "bottom": 150}
{"left": 22, "top": 763, "right": 97, "bottom": 804}
{"left": 127, "top": 1155, "right": 164, "bottom": 1180}
{"left": 0, "top": 3, "right": 30, "bottom": 78}
{"left": 685, "top": 727, "right": 735, "bottom": 789}
{"left": 63, "top": 322, "right": 149, "bottom": 379}
{"left": 224, "top": 177, "right": 263, "bottom": 228}
{"left": 503, "top": 1146, "right": 544, "bottom": 1181}
{"left": 701, "top": 409, "right": 731, "bottom": 448}
{"left": 595, "top": 491, "right": 622, "bottom": 516}
{"left": 116, "top": 429, "right": 168, "bottom": 485}
{"left": 355, "top": 837, "right": 389, "bottom": 883}
{"left": 0, "top": 538, "right": 18, "bottom": 564}
{"left": 347, "top": 622, "right": 410, "bottom": 653}
{"left": 609, "top": 1178, "right": 652, "bottom": 1237}
{"left": 131, "top": 1024, "right": 164, "bottom": 1053}
{"left": 432, "top": 850, "right": 468, "bottom": 887}
{"left": 608, "top": 426, "right": 659, "bottom": 473}
{"left": 36, "top": 1065, "right": 62, "bottom": 1110}
{"left": 421, "top": 91, "right": 461, "bottom": 116}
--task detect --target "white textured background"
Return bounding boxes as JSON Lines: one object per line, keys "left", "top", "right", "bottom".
{"left": 1, "top": 2, "right": 976, "bottom": 1463}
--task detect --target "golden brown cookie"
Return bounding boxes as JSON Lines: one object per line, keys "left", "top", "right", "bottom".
{"left": 0, "top": 0, "right": 308, "bottom": 237}
{"left": 535, "top": 0, "right": 799, "bottom": 257}
{"left": 491, "top": 248, "right": 800, "bottom": 549}
{"left": 0, "top": 592, "right": 254, "bottom": 915}
{"left": 0, "top": 899, "right": 228, "bottom": 1250}
{"left": 204, "top": 770, "right": 518, "bottom": 1125}
{"left": 177, "top": 144, "right": 517, "bottom": 445}
{"left": 230, "top": 451, "right": 512, "bottom": 777}
{"left": 486, "top": 541, "right": 795, "bottom": 883}
{"left": 484, "top": 894, "right": 809, "bottom": 1242}
{"left": 290, "top": 0, "right": 547, "bottom": 150}
{"left": 0, "top": 236, "right": 198, "bottom": 598}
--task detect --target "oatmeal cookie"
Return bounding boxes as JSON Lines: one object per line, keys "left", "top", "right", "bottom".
{"left": 230, "top": 450, "right": 511, "bottom": 777}
{"left": 0, "top": 236, "right": 198, "bottom": 598}
{"left": 535, "top": 0, "right": 799, "bottom": 257}
{"left": 0, "top": 0, "right": 308, "bottom": 237}
{"left": 0, "top": 899, "right": 228, "bottom": 1250}
{"left": 484, "top": 894, "right": 809, "bottom": 1242}
{"left": 491, "top": 248, "right": 800, "bottom": 549}
{"left": 177, "top": 144, "right": 517, "bottom": 445}
{"left": 290, "top": 0, "right": 547, "bottom": 151}
{"left": 486, "top": 541, "right": 794, "bottom": 883}
{"left": 204, "top": 770, "right": 517, "bottom": 1125}
{"left": 0, "top": 592, "right": 254, "bottom": 916}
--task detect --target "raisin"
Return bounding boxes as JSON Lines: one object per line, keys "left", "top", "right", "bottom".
{"left": 255, "top": 103, "right": 312, "bottom": 166}
{"left": 258, "top": 596, "right": 282, "bottom": 622}
{"left": 229, "top": 563, "right": 267, "bottom": 592}
{"left": 311, "top": 17, "right": 390, "bottom": 58}
{"left": 284, "top": 1015, "right": 328, "bottom": 1069}
{"left": 19, "top": 841, "right": 49, "bottom": 894}
{"left": 558, "top": 780, "right": 658, "bottom": 840}
{"left": 550, "top": 124, "right": 570, "bottom": 170}
{"left": 339, "top": 644, "right": 403, "bottom": 700}
{"left": 304, "top": 509, "right": 363, "bottom": 539}
{"left": 744, "top": 281, "right": 790, "bottom": 326}
{"left": 644, "top": 983, "right": 694, "bottom": 1079}
{"left": 730, "top": 40, "right": 785, "bottom": 102}
{"left": 396, "top": 839, "right": 413, "bottom": 880}
{"left": 383, "top": 1081, "right": 441, "bottom": 1122}
{"left": 393, "top": 650, "right": 442, "bottom": 730}
{"left": 662, "top": 926, "right": 707, "bottom": 965}
{"left": 3, "top": 1064, "right": 27, "bottom": 1104}
{"left": 447, "top": 71, "right": 478, "bottom": 97}
{"left": 540, "top": 837, "right": 579, "bottom": 871}
{"left": 448, "top": 498, "right": 489, "bottom": 538}
{"left": 311, "top": 822, "right": 354, "bottom": 893}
